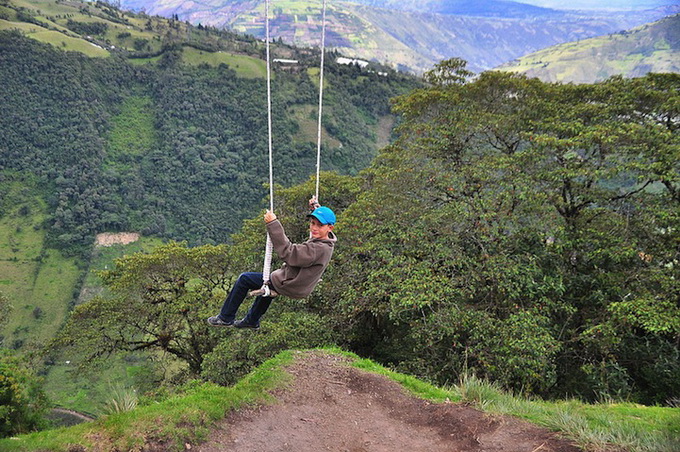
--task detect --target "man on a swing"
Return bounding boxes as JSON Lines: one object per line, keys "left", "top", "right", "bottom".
{"left": 208, "top": 197, "right": 337, "bottom": 330}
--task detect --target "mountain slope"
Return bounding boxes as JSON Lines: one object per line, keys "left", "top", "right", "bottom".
{"left": 116, "top": 0, "right": 679, "bottom": 73}
{"left": 327, "top": 0, "right": 564, "bottom": 18}
{"left": 496, "top": 13, "right": 680, "bottom": 83}
{"left": 0, "top": 0, "right": 421, "bottom": 420}
{"left": 1, "top": 0, "right": 418, "bottom": 252}
{"left": 0, "top": 0, "right": 419, "bottom": 396}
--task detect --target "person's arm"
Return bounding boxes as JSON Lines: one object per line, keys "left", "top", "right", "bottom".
{"left": 265, "top": 216, "right": 320, "bottom": 267}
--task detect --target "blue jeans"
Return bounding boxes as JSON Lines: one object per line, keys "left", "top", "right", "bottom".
{"left": 219, "top": 272, "right": 274, "bottom": 325}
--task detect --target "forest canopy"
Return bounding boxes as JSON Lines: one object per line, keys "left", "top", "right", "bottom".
{"left": 0, "top": 30, "right": 417, "bottom": 254}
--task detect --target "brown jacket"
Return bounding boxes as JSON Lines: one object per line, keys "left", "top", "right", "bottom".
{"left": 267, "top": 219, "right": 337, "bottom": 299}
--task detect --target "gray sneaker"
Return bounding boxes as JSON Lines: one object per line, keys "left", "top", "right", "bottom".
{"left": 207, "top": 316, "right": 234, "bottom": 327}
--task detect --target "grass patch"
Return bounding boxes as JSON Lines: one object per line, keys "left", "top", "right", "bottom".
{"left": 0, "top": 19, "right": 110, "bottom": 57}
{"left": 452, "top": 374, "right": 680, "bottom": 452}
{"left": 288, "top": 104, "right": 342, "bottom": 148}
{"left": 29, "top": 30, "right": 109, "bottom": 58}
{"left": 127, "top": 55, "right": 162, "bottom": 66}
{"left": 306, "top": 67, "right": 331, "bottom": 90}
{"left": 0, "top": 19, "right": 42, "bottom": 33}
{"left": 0, "top": 249, "right": 81, "bottom": 349}
{"left": 0, "top": 198, "right": 46, "bottom": 261}
{"left": 0, "top": 173, "right": 82, "bottom": 349}
{"left": 107, "top": 95, "right": 157, "bottom": 160}
{"left": 0, "top": 351, "right": 295, "bottom": 451}
{"left": 13, "top": 250, "right": 81, "bottom": 343}
{"left": 11, "top": 0, "right": 70, "bottom": 15}
{"left": 181, "top": 46, "right": 266, "bottom": 77}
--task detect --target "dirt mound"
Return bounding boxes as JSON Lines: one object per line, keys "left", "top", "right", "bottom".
{"left": 195, "top": 351, "right": 582, "bottom": 452}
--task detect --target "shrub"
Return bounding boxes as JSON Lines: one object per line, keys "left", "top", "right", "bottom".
{"left": 0, "top": 349, "right": 49, "bottom": 437}
{"left": 201, "top": 312, "right": 337, "bottom": 386}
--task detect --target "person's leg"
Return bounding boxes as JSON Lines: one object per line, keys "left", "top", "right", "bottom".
{"left": 218, "top": 272, "right": 263, "bottom": 322}
{"left": 240, "top": 294, "right": 274, "bottom": 327}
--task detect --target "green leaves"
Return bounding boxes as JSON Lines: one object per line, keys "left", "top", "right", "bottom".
{"left": 610, "top": 297, "right": 680, "bottom": 336}
{"left": 55, "top": 242, "right": 232, "bottom": 374}
{"left": 317, "top": 71, "right": 680, "bottom": 403}
{"left": 0, "top": 349, "right": 48, "bottom": 437}
{"left": 422, "top": 58, "right": 473, "bottom": 86}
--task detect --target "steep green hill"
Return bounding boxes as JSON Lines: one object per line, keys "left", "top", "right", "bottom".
{"left": 0, "top": 173, "right": 81, "bottom": 351}
{"left": 0, "top": 0, "right": 419, "bottom": 255}
{"left": 497, "top": 14, "right": 680, "bottom": 83}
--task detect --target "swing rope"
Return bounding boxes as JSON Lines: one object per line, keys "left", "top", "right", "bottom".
{"left": 254, "top": 0, "right": 328, "bottom": 298}
{"left": 261, "top": 0, "right": 275, "bottom": 287}
{"left": 314, "top": 0, "right": 328, "bottom": 202}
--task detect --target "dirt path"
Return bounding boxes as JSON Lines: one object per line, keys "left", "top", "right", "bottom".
{"left": 194, "top": 351, "right": 582, "bottom": 452}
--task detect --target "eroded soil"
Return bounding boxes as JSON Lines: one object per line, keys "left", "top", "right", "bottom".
{"left": 194, "top": 351, "right": 583, "bottom": 452}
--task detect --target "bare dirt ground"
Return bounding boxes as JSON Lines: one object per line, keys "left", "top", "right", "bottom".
{"left": 94, "top": 232, "right": 139, "bottom": 247}
{"left": 194, "top": 351, "right": 583, "bottom": 452}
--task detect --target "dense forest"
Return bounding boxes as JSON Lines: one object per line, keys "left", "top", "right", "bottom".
{"left": 55, "top": 60, "right": 679, "bottom": 415}
{"left": 0, "top": 29, "right": 417, "bottom": 254}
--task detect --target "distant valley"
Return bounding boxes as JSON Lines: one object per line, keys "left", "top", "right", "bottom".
{"left": 117, "top": 0, "right": 680, "bottom": 73}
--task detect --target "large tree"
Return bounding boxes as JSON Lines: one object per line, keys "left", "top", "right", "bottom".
{"left": 318, "top": 66, "right": 679, "bottom": 401}
{"left": 54, "top": 242, "right": 234, "bottom": 374}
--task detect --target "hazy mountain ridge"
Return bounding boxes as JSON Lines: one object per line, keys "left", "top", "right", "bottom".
{"left": 497, "top": 13, "right": 680, "bottom": 83}
{"left": 327, "top": 0, "right": 564, "bottom": 18}
{"left": 117, "top": 0, "right": 679, "bottom": 73}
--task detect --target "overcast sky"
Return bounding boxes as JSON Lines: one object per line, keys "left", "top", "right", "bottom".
{"left": 519, "top": 0, "right": 678, "bottom": 10}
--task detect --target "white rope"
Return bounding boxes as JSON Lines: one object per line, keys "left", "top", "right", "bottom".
{"left": 260, "top": 0, "right": 329, "bottom": 283}
{"left": 314, "top": 0, "right": 328, "bottom": 202}
{"left": 262, "top": 0, "right": 274, "bottom": 283}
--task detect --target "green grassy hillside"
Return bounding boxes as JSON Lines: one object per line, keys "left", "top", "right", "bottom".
{"left": 0, "top": 0, "right": 264, "bottom": 68}
{"left": 1, "top": 0, "right": 414, "bottom": 254}
{"left": 44, "top": 236, "right": 165, "bottom": 416}
{"left": 497, "top": 14, "right": 680, "bottom": 83}
{"left": 0, "top": 173, "right": 81, "bottom": 350}
{"left": 0, "top": 172, "right": 164, "bottom": 414}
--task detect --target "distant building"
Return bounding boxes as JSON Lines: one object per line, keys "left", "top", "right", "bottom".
{"left": 273, "top": 58, "right": 299, "bottom": 64}
{"left": 336, "top": 57, "right": 369, "bottom": 68}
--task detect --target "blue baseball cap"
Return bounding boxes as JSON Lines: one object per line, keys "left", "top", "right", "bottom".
{"left": 307, "top": 206, "right": 336, "bottom": 225}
